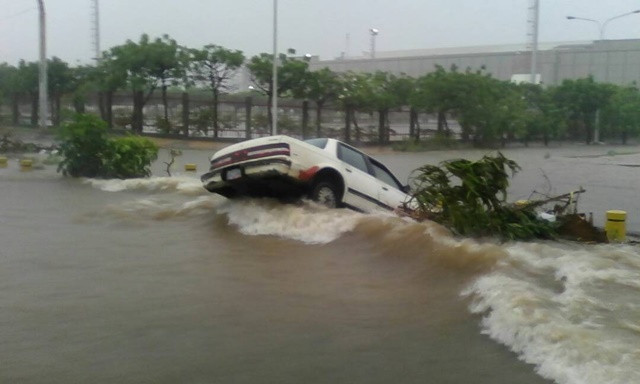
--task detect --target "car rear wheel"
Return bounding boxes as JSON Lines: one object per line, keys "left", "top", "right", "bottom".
{"left": 310, "top": 181, "right": 340, "bottom": 209}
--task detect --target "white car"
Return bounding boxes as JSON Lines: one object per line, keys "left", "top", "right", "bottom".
{"left": 201, "top": 135, "right": 411, "bottom": 213}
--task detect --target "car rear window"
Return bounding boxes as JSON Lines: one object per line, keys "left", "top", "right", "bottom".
{"left": 305, "top": 138, "right": 328, "bottom": 149}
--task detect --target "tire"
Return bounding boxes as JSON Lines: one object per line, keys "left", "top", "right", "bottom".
{"left": 310, "top": 181, "right": 340, "bottom": 209}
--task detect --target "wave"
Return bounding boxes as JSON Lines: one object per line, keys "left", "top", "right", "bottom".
{"left": 86, "top": 176, "right": 206, "bottom": 195}
{"left": 463, "top": 242, "right": 640, "bottom": 384}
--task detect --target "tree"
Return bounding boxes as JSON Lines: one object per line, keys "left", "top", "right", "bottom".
{"left": 519, "top": 84, "right": 565, "bottom": 146}
{"left": 90, "top": 59, "right": 128, "bottom": 128}
{"left": 553, "top": 76, "right": 613, "bottom": 144}
{"left": 600, "top": 85, "right": 640, "bottom": 144}
{"left": 305, "top": 68, "right": 340, "bottom": 137}
{"left": 104, "top": 34, "right": 186, "bottom": 132}
{"left": 411, "top": 66, "right": 461, "bottom": 138}
{"left": 336, "top": 72, "right": 376, "bottom": 142}
{"left": 47, "top": 57, "right": 75, "bottom": 126}
{"left": 189, "top": 45, "right": 245, "bottom": 138}
{"left": 0, "top": 63, "right": 22, "bottom": 125}
{"left": 15, "top": 61, "right": 40, "bottom": 126}
{"left": 247, "top": 49, "right": 311, "bottom": 131}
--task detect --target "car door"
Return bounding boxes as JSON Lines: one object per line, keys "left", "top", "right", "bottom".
{"left": 337, "top": 144, "right": 381, "bottom": 212}
{"left": 369, "top": 159, "right": 409, "bottom": 211}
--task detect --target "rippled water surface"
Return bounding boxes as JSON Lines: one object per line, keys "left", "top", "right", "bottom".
{"left": 1, "top": 145, "right": 639, "bottom": 384}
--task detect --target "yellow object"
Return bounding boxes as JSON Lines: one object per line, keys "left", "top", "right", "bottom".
{"left": 20, "top": 159, "right": 33, "bottom": 168}
{"left": 184, "top": 163, "right": 197, "bottom": 172}
{"left": 605, "top": 210, "right": 627, "bottom": 242}
{"left": 0, "top": 156, "right": 7, "bottom": 168}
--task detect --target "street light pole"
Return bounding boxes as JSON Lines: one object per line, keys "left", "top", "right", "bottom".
{"left": 37, "top": 0, "right": 47, "bottom": 130}
{"left": 566, "top": 10, "right": 640, "bottom": 40}
{"left": 271, "top": 0, "right": 278, "bottom": 136}
{"left": 369, "top": 28, "right": 378, "bottom": 59}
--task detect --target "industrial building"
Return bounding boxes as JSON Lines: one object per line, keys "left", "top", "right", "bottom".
{"left": 306, "top": 39, "right": 640, "bottom": 87}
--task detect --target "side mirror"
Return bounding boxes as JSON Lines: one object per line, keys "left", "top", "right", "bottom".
{"left": 402, "top": 185, "right": 411, "bottom": 194}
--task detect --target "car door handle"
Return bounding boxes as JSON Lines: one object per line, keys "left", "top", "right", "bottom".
{"left": 345, "top": 168, "right": 353, "bottom": 173}
{"left": 382, "top": 187, "right": 389, "bottom": 191}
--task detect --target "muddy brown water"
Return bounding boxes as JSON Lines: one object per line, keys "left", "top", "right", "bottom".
{"left": 1, "top": 143, "right": 639, "bottom": 384}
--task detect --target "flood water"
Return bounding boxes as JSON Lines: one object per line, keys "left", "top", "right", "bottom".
{"left": 1, "top": 144, "right": 640, "bottom": 384}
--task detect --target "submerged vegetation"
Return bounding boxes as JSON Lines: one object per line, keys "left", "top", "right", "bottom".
{"left": 406, "top": 153, "right": 558, "bottom": 241}
{"left": 57, "top": 114, "right": 158, "bottom": 179}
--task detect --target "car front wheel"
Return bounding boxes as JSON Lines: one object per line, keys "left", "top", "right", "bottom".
{"left": 310, "top": 181, "right": 340, "bottom": 209}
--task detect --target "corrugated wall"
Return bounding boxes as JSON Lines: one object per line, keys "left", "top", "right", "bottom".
{"left": 308, "top": 39, "right": 640, "bottom": 86}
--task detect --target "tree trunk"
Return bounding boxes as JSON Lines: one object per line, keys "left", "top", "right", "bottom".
{"left": 352, "top": 111, "right": 361, "bottom": 142}
{"left": 302, "top": 100, "right": 309, "bottom": 139}
{"left": 162, "top": 83, "right": 169, "bottom": 122}
{"left": 11, "top": 95, "right": 19, "bottom": 125}
{"left": 98, "top": 92, "right": 105, "bottom": 121}
{"left": 245, "top": 96, "right": 252, "bottom": 139}
{"left": 30, "top": 93, "right": 38, "bottom": 127}
{"left": 73, "top": 95, "right": 86, "bottom": 114}
{"left": 437, "top": 110, "right": 445, "bottom": 135}
{"left": 622, "top": 130, "right": 628, "bottom": 145}
{"left": 182, "top": 92, "right": 190, "bottom": 137}
{"left": 54, "top": 95, "right": 62, "bottom": 127}
{"left": 315, "top": 101, "right": 324, "bottom": 137}
{"left": 344, "top": 107, "right": 351, "bottom": 143}
{"left": 132, "top": 90, "right": 145, "bottom": 133}
{"left": 585, "top": 120, "right": 593, "bottom": 145}
{"left": 212, "top": 89, "right": 219, "bottom": 138}
{"left": 105, "top": 91, "right": 113, "bottom": 129}
{"left": 378, "top": 109, "right": 385, "bottom": 144}
{"left": 409, "top": 110, "right": 415, "bottom": 138}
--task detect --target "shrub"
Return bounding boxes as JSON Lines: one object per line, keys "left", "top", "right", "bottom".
{"left": 57, "top": 114, "right": 158, "bottom": 179}
{"left": 103, "top": 136, "right": 158, "bottom": 178}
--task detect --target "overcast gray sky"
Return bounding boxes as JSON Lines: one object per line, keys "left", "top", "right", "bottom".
{"left": 2, "top": 0, "right": 640, "bottom": 65}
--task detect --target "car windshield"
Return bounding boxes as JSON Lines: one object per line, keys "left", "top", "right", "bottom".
{"left": 304, "top": 138, "right": 328, "bottom": 149}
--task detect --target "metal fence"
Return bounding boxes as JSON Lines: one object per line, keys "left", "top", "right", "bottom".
{"left": 1, "top": 92, "right": 448, "bottom": 143}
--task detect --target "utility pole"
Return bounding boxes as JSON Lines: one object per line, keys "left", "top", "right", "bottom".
{"left": 91, "top": 0, "right": 101, "bottom": 61}
{"left": 271, "top": 0, "right": 278, "bottom": 136}
{"left": 37, "top": 0, "right": 48, "bottom": 129}
{"left": 528, "top": 0, "right": 540, "bottom": 84}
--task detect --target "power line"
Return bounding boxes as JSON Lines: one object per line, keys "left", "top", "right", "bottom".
{"left": 0, "top": 7, "right": 36, "bottom": 22}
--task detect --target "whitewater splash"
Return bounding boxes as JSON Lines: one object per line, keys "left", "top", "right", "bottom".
{"left": 464, "top": 242, "right": 640, "bottom": 384}
{"left": 86, "top": 176, "right": 371, "bottom": 243}
{"left": 87, "top": 176, "right": 206, "bottom": 195}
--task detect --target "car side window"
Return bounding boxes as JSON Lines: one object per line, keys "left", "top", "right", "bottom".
{"left": 371, "top": 161, "right": 402, "bottom": 190}
{"left": 338, "top": 144, "right": 369, "bottom": 174}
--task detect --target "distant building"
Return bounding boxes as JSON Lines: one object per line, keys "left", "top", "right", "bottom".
{"left": 230, "top": 40, "right": 640, "bottom": 92}
{"left": 306, "top": 39, "right": 640, "bottom": 87}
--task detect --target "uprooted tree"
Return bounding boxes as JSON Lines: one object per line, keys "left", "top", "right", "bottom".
{"left": 405, "top": 152, "right": 558, "bottom": 241}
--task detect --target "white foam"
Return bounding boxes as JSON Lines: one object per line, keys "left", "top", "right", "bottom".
{"left": 86, "top": 176, "right": 205, "bottom": 195}
{"left": 463, "top": 243, "right": 640, "bottom": 384}
{"left": 216, "top": 199, "right": 364, "bottom": 244}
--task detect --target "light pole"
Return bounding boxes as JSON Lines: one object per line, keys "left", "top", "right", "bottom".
{"left": 36, "top": 0, "right": 47, "bottom": 130}
{"left": 566, "top": 10, "right": 640, "bottom": 143}
{"left": 566, "top": 10, "right": 640, "bottom": 40}
{"left": 271, "top": 0, "right": 278, "bottom": 136}
{"left": 369, "top": 28, "right": 378, "bottom": 59}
